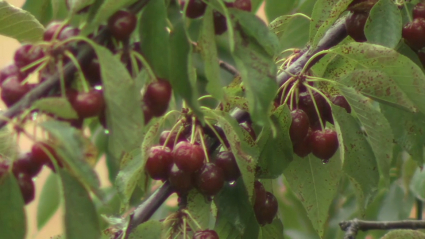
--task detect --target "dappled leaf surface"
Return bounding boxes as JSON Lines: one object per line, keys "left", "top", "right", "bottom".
{"left": 129, "top": 220, "right": 162, "bottom": 239}
{"left": 382, "top": 230, "right": 425, "bottom": 239}
{"left": 259, "top": 219, "right": 285, "bottom": 239}
{"left": 187, "top": 190, "right": 212, "bottom": 229}
{"left": 33, "top": 97, "right": 79, "bottom": 119}
{"left": 37, "top": 173, "right": 60, "bottom": 229}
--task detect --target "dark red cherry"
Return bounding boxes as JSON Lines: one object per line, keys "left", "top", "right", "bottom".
{"left": 309, "top": 128, "right": 339, "bottom": 162}
{"left": 193, "top": 230, "right": 219, "bottom": 239}
{"left": 215, "top": 151, "right": 240, "bottom": 181}
{"left": 293, "top": 127, "right": 312, "bottom": 157}
{"left": 14, "top": 44, "right": 45, "bottom": 73}
{"left": 44, "top": 22, "right": 66, "bottom": 41}
{"left": 12, "top": 153, "right": 42, "bottom": 178}
{"left": 16, "top": 174, "right": 35, "bottom": 204}
{"left": 31, "top": 142, "right": 62, "bottom": 169}
{"left": 0, "top": 63, "right": 26, "bottom": 83}
{"left": 1, "top": 76, "right": 31, "bottom": 107}
{"left": 234, "top": 0, "right": 251, "bottom": 12}
{"left": 143, "top": 79, "right": 172, "bottom": 117}
{"left": 347, "top": 0, "right": 377, "bottom": 13}
{"left": 402, "top": 18, "right": 425, "bottom": 50}
{"left": 82, "top": 59, "right": 101, "bottom": 85}
{"left": 185, "top": 0, "right": 208, "bottom": 19}
{"left": 159, "top": 130, "right": 187, "bottom": 149}
{"left": 414, "top": 3, "right": 425, "bottom": 19}
{"left": 289, "top": 109, "right": 310, "bottom": 145}
{"left": 168, "top": 164, "right": 194, "bottom": 194}
{"left": 254, "top": 180, "right": 267, "bottom": 208}
{"left": 345, "top": 12, "right": 368, "bottom": 42}
{"left": 255, "top": 192, "right": 278, "bottom": 225}
{"left": 107, "top": 10, "right": 137, "bottom": 41}
{"left": 172, "top": 141, "right": 205, "bottom": 173}
{"left": 195, "top": 163, "right": 225, "bottom": 196}
{"left": 331, "top": 95, "right": 351, "bottom": 113}
{"left": 69, "top": 90, "right": 105, "bottom": 118}
{"left": 145, "top": 146, "right": 174, "bottom": 180}
{"left": 213, "top": 10, "right": 227, "bottom": 35}
{"left": 57, "top": 26, "right": 80, "bottom": 40}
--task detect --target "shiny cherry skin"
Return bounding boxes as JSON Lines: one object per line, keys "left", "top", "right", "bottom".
{"left": 345, "top": 12, "right": 368, "bottom": 42}
{"left": 143, "top": 79, "right": 172, "bottom": 117}
{"left": 185, "top": 0, "right": 207, "bottom": 19}
{"left": 289, "top": 109, "right": 310, "bottom": 145}
{"left": 14, "top": 44, "right": 45, "bottom": 73}
{"left": 254, "top": 180, "right": 267, "bottom": 208}
{"left": 402, "top": 18, "right": 425, "bottom": 50}
{"left": 234, "top": 0, "right": 251, "bottom": 12}
{"left": 215, "top": 151, "right": 240, "bottom": 181}
{"left": 172, "top": 141, "right": 205, "bottom": 173}
{"left": 159, "top": 130, "right": 187, "bottom": 149}
{"left": 213, "top": 10, "right": 227, "bottom": 35}
{"left": 16, "top": 174, "right": 35, "bottom": 204}
{"left": 145, "top": 146, "right": 174, "bottom": 181}
{"left": 331, "top": 95, "right": 351, "bottom": 113}
{"left": 1, "top": 76, "right": 31, "bottom": 107}
{"left": 168, "top": 164, "right": 194, "bottom": 194}
{"left": 0, "top": 63, "right": 26, "bottom": 83}
{"left": 44, "top": 21, "right": 66, "bottom": 41}
{"left": 309, "top": 128, "right": 339, "bottom": 162}
{"left": 12, "top": 153, "right": 43, "bottom": 178}
{"left": 195, "top": 163, "right": 225, "bottom": 196}
{"left": 193, "top": 230, "right": 219, "bottom": 239}
{"left": 69, "top": 89, "right": 105, "bottom": 118}
{"left": 107, "top": 10, "right": 137, "bottom": 41}
{"left": 413, "top": 2, "right": 425, "bottom": 19}
{"left": 254, "top": 192, "right": 278, "bottom": 225}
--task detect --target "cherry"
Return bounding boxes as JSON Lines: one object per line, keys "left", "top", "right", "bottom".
{"left": 159, "top": 130, "right": 187, "bottom": 149}
{"left": 289, "top": 109, "right": 310, "bottom": 145}
{"left": 44, "top": 22, "right": 66, "bottom": 41}
{"left": 413, "top": 3, "right": 425, "bottom": 19}
{"left": 234, "top": 0, "right": 251, "bottom": 12}
{"left": 213, "top": 10, "right": 227, "bottom": 35}
{"left": 185, "top": 0, "right": 208, "bottom": 19}
{"left": 347, "top": 0, "right": 377, "bottom": 13}
{"left": 69, "top": 89, "right": 105, "bottom": 118}
{"left": 240, "top": 122, "right": 256, "bottom": 140}
{"left": 16, "top": 173, "right": 35, "bottom": 204}
{"left": 57, "top": 26, "right": 80, "bottom": 40}
{"left": 331, "top": 95, "right": 351, "bottom": 113}
{"left": 145, "top": 146, "right": 174, "bottom": 180}
{"left": 1, "top": 76, "right": 31, "bottom": 107}
{"left": 402, "top": 18, "right": 425, "bottom": 50}
{"left": 82, "top": 59, "right": 101, "bottom": 85}
{"left": 293, "top": 127, "right": 312, "bottom": 158}
{"left": 203, "top": 125, "right": 229, "bottom": 147}
{"left": 143, "top": 79, "right": 172, "bottom": 117}
{"left": 296, "top": 91, "right": 326, "bottom": 125}
{"left": 309, "top": 128, "right": 339, "bottom": 162}
{"left": 168, "top": 164, "right": 194, "bottom": 194}
{"left": 193, "top": 230, "right": 219, "bottom": 239}
{"left": 0, "top": 63, "right": 26, "bottom": 83}
{"left": 254, "top": 180, "right": 267, "bottom": 208}
{"left": 215, "top": 151, "right": 240, "bottom": 181}
{"left": 345, "top": 12, "right": 368, "bottom": 42}
{"left": 254, "top": 192, "right": 278, "bottom": 225}
{"left": 14, "top": 44, "right": 45, "bottom": 73}
{"left": 31, "top": 142, "right": 62, "bottom": 169}
{"left": 173, "top": 141, "right": 205, "bottom": 173}
{"left": 195, "top": 163, "right": 225, "bottom": 196}
{"left": 107, "top": 10, "right": 137, "bottom": 41}
{"left": 12, "top": 153, "right": 42, "bottom": 178}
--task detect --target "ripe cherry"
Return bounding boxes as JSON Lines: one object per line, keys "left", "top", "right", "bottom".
{"left": 347, "top": 0, "right": 377, "bottom": 13}
{"left": 16, "top": 173, "right": 35, "bottom": 204}
{"left": 290, "top": 109, "right": 310, "bottom": 145}
{"left": 296, "top": 91, "right": 326, "bottom": 125}
{"left": 12, "top": 153, "right": 42, "bottom": 178}
{"left": 254, "top": 192, "right": 278, "bottom": 225}
{"left": 193, "top": 230, "right": 219, "bottom": 239}
{"left": 143, "top": 79, "right": 172, "bottom": 117}
{"left": 168, "top": 164, "right": 194, "bottom": 194}
{"left": 331, "top": 95, "right": 351, "bottom": 113}
{"left": 215, "top": 151, "right": 240, "bottom": 181}
{"left": 309, "top": 128, "right": 339, "bottom": 162}
{"left": 293, "top": 127, "right": 312, "bottom": 157}
{"left": 145, "top": 146, "right": 173, "bottom": 180}
{"left": 69, "top": 89, "right": 105, "bottom": 118}
{"left": 44, "top": 22, "right": 66, "bottom": 41}
{"left": 57, "top": 26, "right": 80, "bottom": 40}
{"left": 234, "top": 0, "right": 252, "bottom": 12}
{"left": 107, "top": 10, "right": 137, "bottom": 41}
{"left": 413, "top": 3, "right": 425, "bottom": 19}
{"left": 254, "top": 180, "right": 267, "bottom": 208}
{"left": 185, "top": 0, "right": 207, "bottom": 19}
{"left": 345, "top": 12, "right": 368, "bottom": 42}
{"left": 159, "top": 130, "right": 187, "bottom": 149}
{"left": 1, "top": 76, "right": 31, "bottom": 107}
{"left": 14, "top": 44, "right": 45, "bottom": 73}
{"left": 402, "top": 18, "right": 425, "bottom": 50}
{"left": 173, "top": 141, "right": 205, "bottom": 173}
{"left": 0, "top": 63, "right": 26, "bottom": 83}
{"left": 82, "top": 59, "right": 101, "bottom": 85}
{"left": 195, "top": 163, "right": 225, "bottom": 196}
{"left": 31, "top": 142, "right": 62, "bottom": 169}
{"left": 213, "top": 10, "right": 227, "bottom": 35}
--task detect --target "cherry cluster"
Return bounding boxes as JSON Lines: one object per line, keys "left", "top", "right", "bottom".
{"left": 183, "top": 0, "right": 252, "bottom": 35}
{"left": 193, "top": 229, "right": 219, "bottom": 239}
{"left": 344, "top": 0, "right": 378, "bottom": 42}
{"left": 0, "top": 141, "right": 61, "bottom": 204}
{"left": 276, "top": 77, "right": 350, "bottom": 163}
{"left": 402, "top": 2, "right": 425, "bottom": 68}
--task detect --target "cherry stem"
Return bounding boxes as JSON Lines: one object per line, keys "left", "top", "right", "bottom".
{"left": 304, "top": 82, "right": 333, "bottom": 106}
{"left": 64, "top": 50, "right": 90, "bottom": 93}
{"left": 197, "top": 125, "right": 210, "bottom": 163}
{"left": 162, "top": 120, "right": 182, "bottom": 150}
{"left": 300, "top": 49, "right": 330, "bottom": 75}
{"left": 57, "top": 59, "right": 67, "bottom": 99}
{"left": 129, "top": 51, "right": 140, "bottom": 78}
{"left": 182, "top": 209, "right": 203, "bottom": 230}
{"left": 20, "top": 56, "right": 49, "bottom": 74}
{"left": 306, "top": 85, "right": 325, "bottom": 130}
{"left": 219, "top": 60, "right": 239, "bottom": 76}
{"left": 131, "top": 51, "right": 157, "bottom": 82}
{"left": 190, "top": 117, "right": 196, "bottom": 144}
{"left": 403, "top": 1, "right": 413, "bottom": 23}
{"left": 205, "top": 120, "right": 229, "bottom": 151}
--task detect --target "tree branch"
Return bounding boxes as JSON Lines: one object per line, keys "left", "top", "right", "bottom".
{"left": 339, "top": 218, "right": 425, "bottom": 239}
{"left": 219, "top": 60, "right": 240, "bottom": 76}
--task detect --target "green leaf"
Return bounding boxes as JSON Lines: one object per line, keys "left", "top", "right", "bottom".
{"left": 409, "top": 166, "right": 425, "bottom": 201}
{"left": 0, "top": 173, "right": 26, "bottom": 239}
{"left": 259, "top": 219, "right": 285, "bottom": 239}
{"left": 364, "top": 0, "right": 402, "bottom": 48}
{"left": 269, "top": 15, "right": 303, "bottom": 41}
{"left": 33, "top": 97, "right": 79, "bottom": 119}
{"left": 169, "top": 19, "right": 203, "bottom": 117}
{"left": 338, "top": 85, "right": 393, "bottom": 183}
{"left": 257, "top": 105, "right": 293, "bottom": 178}
{"left": 199, "top": 7, "right": 224, "bottom": 100}
{"left": 59, "top": 169, "right": 101, "bottom": 239}
{"left": 22, "top": 0, "right": 52, "bottom": 26}
{"left": 0, "top": 0, "right": 45, "bottom": 42}
{"left": 211, "top": 110, "right": 259, "bottom": 201}
{"left": 311, "top": 0, "right": 352, "bottom": 48}
{"left": 214, "top": 180, "right": 260, "bottom": 239}
{"left": 376, "top": 183, "right": 414, "bottom": 221}
{"left": 37, "top": 173, "right": 61, "bottom": 229}
{"left": 265, "top": 0, "right": 299, "bottom": 22}
{"left": 91, "top": 0, "right": 136, "bottom": 25}
{"left": 231, "top": 26, "right": 278, "bottom": 126}
{"left": 382, "top": 230, "right": 425, "bottom": 239}
{"left": 128, "top": 220, "right": 162, "bottom": 239}
{"left": 89, "top": 42, "right": 145, "bottom": 158}
{"left": 139, "top": 0, "right": 169, "bottom": 79}
{"left": 232, "top": 9, "right": 280, "bottom": 56}
{"left": 329, "top": 42, "right": 425, "bottom": 114}
{"left": 0, "top": 126, "right": 18, "bottom": 160}
{"left": 40, "top": 121, "right": 101, "bottom": 196}
{"left": 381, "top": 105, "right": 425, "bottom": 165}
{"left": 284, "top": 153, "right": 342, "bottom": 237}
{"left": 67, "top": 0, "right": 94, "bottom": 14}
{"left": 187, "top": 190, "right": 212, "bottom": 229}
{"left": 331, "top": 105, "right": 379, "bottom": 213}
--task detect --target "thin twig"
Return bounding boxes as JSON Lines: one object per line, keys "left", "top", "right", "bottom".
{"left": 219, "top": 60, "right": 240, "bottom": 76}
{"left": 339, "top": 219, "right": 425, "bottom": 239}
